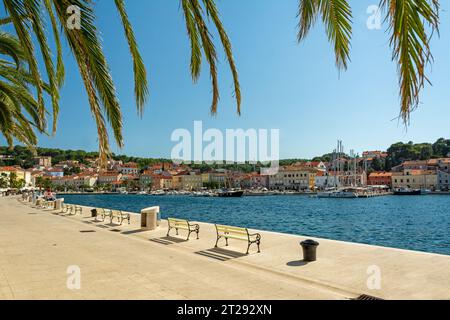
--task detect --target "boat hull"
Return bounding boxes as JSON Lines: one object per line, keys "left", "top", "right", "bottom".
{"left": 217, "top": 191, "right": 244, "bottom": 198}
{"left": 394, "top": 190, "right": 421, "bottom": 196}
{"left": 317, "top": 191, "right": 358, "bottom": 199}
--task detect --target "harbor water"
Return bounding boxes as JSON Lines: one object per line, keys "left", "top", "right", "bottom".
{"left": 61, "top": 194, "right": 450, "bottom": 255}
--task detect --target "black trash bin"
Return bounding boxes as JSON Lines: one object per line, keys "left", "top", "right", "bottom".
{"left": 91, "top": 208, "right": 97, "bottom": 218}
{"left": 301, "top": 239, "right": 319, "bottom": 262}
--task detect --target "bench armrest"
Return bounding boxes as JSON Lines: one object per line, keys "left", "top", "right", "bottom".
{"left": 249, "top": 233, "right": 261, "bottom": 239}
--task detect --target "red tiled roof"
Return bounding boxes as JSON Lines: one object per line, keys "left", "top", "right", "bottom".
{"left": 0, "top": 166, "right": 18, "bottom": 172}
{"left": 369, "top": 172, "right": 392, "bottom": 178}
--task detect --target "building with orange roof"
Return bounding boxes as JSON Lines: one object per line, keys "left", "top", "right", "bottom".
{"left": 249, "top": 173, "right": 269, "bottom": 189}
{"left": 269, "top": 166, "right": 318, "bottom": 191}
{"left": 98, "top": 172, "right": 122, "bottom": 185}
{"left": 33, "top": 156, "right": 52, "bottom": 168}
{"left": 368, "top": 172, "right": 392, "bottom": 187}
{"left": 362, "top": 151, "right": 388, "bottom": 159}
{"left": 392, "top": 169, "right": 438, "bottom": 190}
{"left": 117, "top": 162, "right": 139, "bottom": 175}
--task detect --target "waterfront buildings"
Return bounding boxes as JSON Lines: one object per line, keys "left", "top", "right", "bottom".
{"left": 3, "top": 145, "right": 450, "bottom": 192}
{"left": 176, "top": 172, "right": 203, "bottom": 190}
{"left": 202, "top": 172, "right": 227, "bottom": 187}
{"left": 250, "top": 173, "right": 269, "bottom": 189}
{"left": 438, "top": 171, "right": 450, "bottom": 191}
{"left": 362, "top": 151, "right": 388, "bottom": 159}
{"left": 437, "top": 159, "right": 450, "bottom": 190}
{"left": 33, "top": 156, "right": 52, "bottom": 168}
{"left": 392, "top": 170, "right": 438, "bottom": 190}
{"left": 98, "top": 172, "right": 122, "bottom": 185}
{"left": 51, "top": 174, "right": 98, "bottom": 189}
{"left": 139, "top": 170, "right": 154, "bottom": 190}
{"left": 118, "top": 162, "right": 139, "bottom": 175}
{"left": 0, "top": 166, "right": 32, "bottom": 188}
{"left": 44, "top": 168, "right": 64, "bottom": 178}
{"left": 368, "top": 172, "right": 393, "bottom": 188}
{"left": 269, "top": 166, "right": 317, "bottom": 191}
{"left": 314, "top": 171, "right": 340, "bottom": 189}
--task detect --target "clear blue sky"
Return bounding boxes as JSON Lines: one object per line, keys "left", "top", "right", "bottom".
{"left": 3, "top": 0, "right": 450, "bottom": 158}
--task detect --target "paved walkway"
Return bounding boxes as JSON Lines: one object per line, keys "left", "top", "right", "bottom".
{"left": 0, "top": 197, "right": 449, "bottom": 300}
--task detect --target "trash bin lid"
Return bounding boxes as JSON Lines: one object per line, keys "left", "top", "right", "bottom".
{"left": 301, "top": 239, "right": 319, "bottom": 246}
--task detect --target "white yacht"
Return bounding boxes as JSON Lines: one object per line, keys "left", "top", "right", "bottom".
{"left": 317, "top": 188, "right": 359, "bottom": 199}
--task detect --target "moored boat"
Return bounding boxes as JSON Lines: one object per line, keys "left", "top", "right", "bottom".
{"left": 217, "top": 190, "right": 244, "bottom": 198}
{"left": 317, "top": 188, "right": 358, "bottom": 199}
{"left": 393, "top": 188, "right": 421, "bottom": 196}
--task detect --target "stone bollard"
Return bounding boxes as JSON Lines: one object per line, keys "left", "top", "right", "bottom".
{"left": 35, "top": 198, "right": 42, "bottom": 207}
{"left": 140, "top": 206, "right": 160, "bottom": 230}
{"left": 55, "top": 199, "right": 64, "bottom": 211}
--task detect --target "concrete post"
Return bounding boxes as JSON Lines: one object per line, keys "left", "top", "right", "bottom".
{"left": 140, "top": 206, "right": 160, "bottom": 230}
{"left": 35, "top": 198, "right": 42, "bottom": 207}
{"left": 55, "top": 199, "right": 64, "bottom": 211}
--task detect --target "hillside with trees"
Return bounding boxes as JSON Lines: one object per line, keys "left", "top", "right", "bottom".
{"left": 1, "top": 138, "right": 449, "bottom": 172}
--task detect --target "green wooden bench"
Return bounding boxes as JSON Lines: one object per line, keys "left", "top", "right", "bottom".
{"left": 112, "top": 210, "right": 130, "bottom": 225}
{"left": 167, "top": 218, "right": 199, "bottom": 240}
{"left": 60, "top": 203, "right": 69, "bottom": 213}
{"left": 97, "top": 208, "right": 112, "bottom": 223}
{"left": 65, "top": 204, "right": 74, "bottom": 214}
{"left": 74, "top": 205, "right": 82, "bottom": 215}
{"left": 214, "top": 224, "right": 261, "bottom": 255}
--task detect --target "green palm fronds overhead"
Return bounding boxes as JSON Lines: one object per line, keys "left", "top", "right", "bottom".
{"left": 0, "top": 0, "right": 240, "bottom": 166}
{"left": 0, "top": 32, "right": 46, "bottom": 152}
{"left": 297, "top": 0, "right": 440, "bottom": 124}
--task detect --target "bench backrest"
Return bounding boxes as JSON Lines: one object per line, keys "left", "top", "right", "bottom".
{"left": 215, "top": 224, "right": 249, "bottom": 238}
{"left": 168, "top": 218, "right": 189, "bottom": 228}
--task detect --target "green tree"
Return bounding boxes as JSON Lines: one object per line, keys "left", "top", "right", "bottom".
{"left": 432, "top": 138, "right": 450, "bottom": 158}
{"left": 371, "top": 157, "right": 382, "bottom": 171}
{"left": 0, "top": 173, "right": 8, "bottom": 188}
{"left": 419, "top": 144, "right": 433, "bottom": 160}
{"left": 35, "top": 176, "right": 51, "bottom": 190}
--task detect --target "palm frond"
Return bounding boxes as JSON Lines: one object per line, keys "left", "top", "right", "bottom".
{"left": 3, "top": 0, "right": 46, "bottom": 125}
{"left": 202, "top": 0, "right": 241, "bottom": 115}
{"left": 51, "top": 0, "right": 123, "bottom": 152}
{"left": 181, "top": 0, "right": 202, "bottom": 81}
{"left": 44, "top": 0, "right": 65, "bottom": 88}
{"left": 298, "top": 0, "right": 352, "bottom": 70}
{"left": 381, "top": 0, "right": 440, "bottom": 124}
{"left": 24, "top": 0, "right": 60, "bottom": 134}
{"left": 184, "top": 0, "right": 219, "bottom": 114}
{"left": 114, "top": 0, "right": 149, "bottom": 116}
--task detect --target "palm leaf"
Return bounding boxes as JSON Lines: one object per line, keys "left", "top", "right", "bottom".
{"left": 381, "top": 0, "right": 440, "bottom": 124}
{"left": 114, "top": 0, "right": 149, "bottom": 116}
{"left": 202, "top": 0, "right": 241, "bottom": 115}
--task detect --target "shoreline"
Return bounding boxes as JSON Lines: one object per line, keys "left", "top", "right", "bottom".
{"left": 56, "top": 191, "right": 450, "bottom": 196}
{"left": 1, "top": 196, "right": 450, "bottom": 299}
{"left": 59, "top": 193, "right": 450, "bottom": 256}
{"left": 64, "top": 199, "right": 450, "bottom": 258}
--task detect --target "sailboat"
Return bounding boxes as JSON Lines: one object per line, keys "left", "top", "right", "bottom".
{"left": 317, "top": 188, "right": 358, "bottom": 198}
{"left": 317, "top": 141, "right": 359, "bottom": 199}
{"left": 216, "top": 174, "right": 244, "bottom": 197}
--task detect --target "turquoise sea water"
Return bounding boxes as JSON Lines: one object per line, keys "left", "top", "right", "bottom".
{"left": 61, "top": 194, "right": 450, "bottom": 255}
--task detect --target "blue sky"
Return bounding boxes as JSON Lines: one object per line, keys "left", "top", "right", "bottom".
{"left": 3, "top": 0, "right": 450, "bottom": 159}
